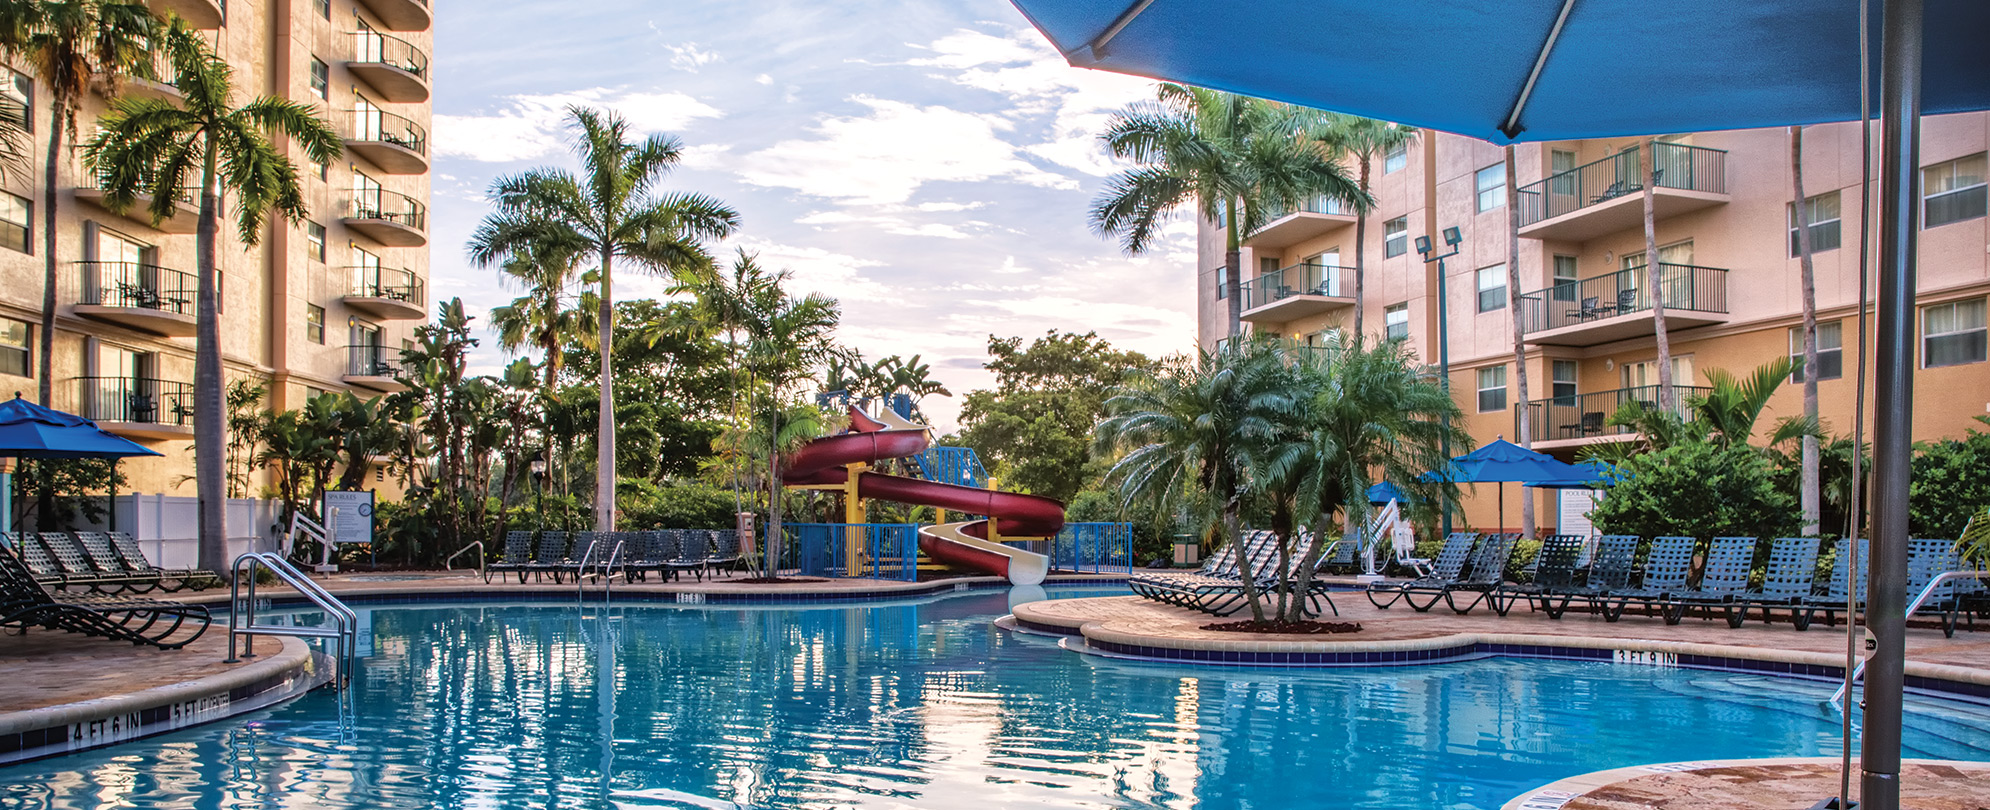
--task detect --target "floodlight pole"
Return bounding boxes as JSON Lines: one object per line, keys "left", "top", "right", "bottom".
{"left": 1862, "top": 0, "right": 1921, "bottom": 808}
{"left": 1417, "top": 231, "right": 1462, "bottom": 535}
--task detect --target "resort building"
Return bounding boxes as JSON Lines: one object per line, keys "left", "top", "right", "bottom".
{"left": 0, "top": 0, "right": 434, "bottom": 494}
{"left": 1194, "top": 115, "right": 1990, "bottom": 533}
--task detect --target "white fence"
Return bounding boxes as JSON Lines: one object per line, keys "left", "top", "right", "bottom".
{"left": 73, "top": 494, "right": 285, "bottom": 570}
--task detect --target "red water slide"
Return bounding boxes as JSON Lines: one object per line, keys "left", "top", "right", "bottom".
{"left": 781, "top": 407, "right": 1062, "bottom": 584}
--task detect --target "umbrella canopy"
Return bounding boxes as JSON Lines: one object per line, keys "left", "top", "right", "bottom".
{"left": 1366, "top": 481, "right": 1411, "bottom": 505}
{"left": 1444, "top": 439, "right": 1586, "bottom": 484}
{"left": 1523, "top": 460, "right": 1620, "bottom": 489}
{"left": 1005, "top": 0, "right": 1989, "bottom": 142}
{"left": 0, "top": 394, "right": 162, "bottom": 460}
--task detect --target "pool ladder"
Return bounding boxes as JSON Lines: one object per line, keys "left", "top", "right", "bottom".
{"left": 1827, "top": 569, "right": 1990, "bottom": 711}
{"left": 226, "top": 552, "right": 359, "bottom": 693}
{"left": 574, "top": 537, "right": 627, "bottom": 602}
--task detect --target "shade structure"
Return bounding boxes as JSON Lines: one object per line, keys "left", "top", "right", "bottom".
{"left": 1431, "top": 439, "right": 1588, "bottom": 532}
{"left": 1004, "top": 0, "right": 1989, "bottom": 142}
{"left": 0, "top": 394, "right": 164, "bottom": 460}
{"left": 1523, "top": 460, "right": 1619, "bottom": 489}
{"left": 1366, "top": 481, "right": 1410, "bottom": 506}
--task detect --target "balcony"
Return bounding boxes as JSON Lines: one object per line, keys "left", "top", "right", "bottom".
{"left": 120, "top": 48, "right": 181, "bottom": 100}
{"left": 343, "top": 266, "right": 426, "bottom": 320}
{"left": 346, "top": 108, "right": 428, "bottom": 174}
{"left": 73, "top": 262, "right": 198, "bottom": 337}
{"left": 344, "top": 345, "right": 406, "bottom": 392}
{"left": 1517, "top": 384, "right": 1712, "bottom": 451}
{"left": 78, "top": 376, "right": 194, "bottom": 440}
{"left": 356, "top": 0, "right": 431, "bottom": 31}
{"left": 1241, "top": 196, "right": 1357, "bottom": 251}
{"left": 343, "top": 189, "right": 427, "bottom": 247}
{"left": 1516, "top": 263, "right": 1729, "bottom": 347}
{"left": 74, "top": 174, "right": 200, "bottom": 234}
{"left": 346, "top": 30, "right": 430, "bottom": 103}
{"left": 1239, "top": 260, "right": 1356, "bottom": 325}
{"left": 144, "top": 0, "right": 224, "bottom": 29}
{"left": 1514, "top": 144, "right": 1729, "bottom": 242}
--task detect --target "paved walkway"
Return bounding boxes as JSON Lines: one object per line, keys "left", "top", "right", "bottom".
{"left": 0, "top": 629, "right": 244, "bottom": 713}
{"left": 1505, "top": 759, "right": 1990, "bottom": 810}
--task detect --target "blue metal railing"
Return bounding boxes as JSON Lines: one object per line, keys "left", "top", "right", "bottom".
{"left": 786, "top": 523, "right": 921, "bottom": 581}
{"left": 1051, "top": 522, "right": 1135, "bottom": 573}
{"left": 914, "top": 446, "right": 988, "bottom": 489}
{"left": 815, "top": 390, "right": 915, "bottom": 421}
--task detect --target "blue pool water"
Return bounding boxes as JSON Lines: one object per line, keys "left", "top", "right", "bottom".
{"left": 4, "top": 587, "right": 1989, "bottom": 809}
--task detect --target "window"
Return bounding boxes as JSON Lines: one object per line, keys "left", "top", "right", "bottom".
{"left": 1923, "top": 153, "right": 1987, "bottom": 229}
{"left": 1549, "top": 149, "right": 1577, "bottom": 197}
{"left": 1788, "top": 191, "right": 1842, "bottom": 255}
{"left": 1477, "top": 366, "right": 1507, "bottom": 412}
{"left": 309, "top": 58, "right": 329, "bottom": 100}
{"left": 1383, "top": 142, "right": 1407, "bottom": 174}
{"left": 0, "top": 317, "right": 26, "bottom": 377}
{"left": 353, "top": 245, "right": 382, "bottom": 295}
{"left": 1475, "top": 164, "right": 1505, "bottom": 212}
{"left": 0, "top": 191, "right": 28, "bottom": 254}
{"left": 306, "top": 304, "right": 325, "bottom": 345}
{"left": 1551, "top": 360, "right": 1577, "bottom": 405}
{"left": 1551, "top": 255, "right": 1578, "bottom": 302}
{"left": 1923, "top": 298, "right": 1987, "bottom": 368}
{"left": 1, "top": 68, "right": 29, "bottom": 133}
{"left": 308, "top": 153, "right": 327, "bottom": 181}
{"left": 1383, "top": 217, "right": 1408, "bottom": 258}
{"left": 1789, "top": 321, "right": 1843, "bottom": 382}
{"left": 1384, "top": 303, "right": 1409, "bottom": 341}
{"left": 1620, "top": 356, "right": 1694, "bottom": 389}
{"left": 1214, "top": 265, "right": 1227, "bottom": 300}
{"left": 1476, "top": 265, "right": 1506, "bottom": 313}
{"left": 314, "top": 0, "right": 330, "bottom": 19}
{"left": 305, "top": 221, "right": 325, "bottom": 262}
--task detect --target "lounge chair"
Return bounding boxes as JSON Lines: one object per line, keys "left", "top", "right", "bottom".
{"left": 1318, "top": 533, "right": 1360, "bottom": 574}
{"left": 619, "top": 531, "right": 666, "bottom": 582}
{"left": 1365, "top": 532, "right": 1477, "bottom": 611}
{"left": 1445, "top": 533, "right": 1519, "bottom": 615}
{"left": 528, "top": 531, "right": 568, "bottom": 583}
{"left": 1555, "top": 534, "right": 1642, "bottom": 619}
{"left": 1908, "top": 538, "right": 1984, "bottom": 637}
{"left": 1800, "top": 537, "right": 1870, "bottom": 629}
{"left": 1660, "top": 536, "right": 1759, "bottom": 627}
{"left": 564, "top": 532, "right": 604, "bottom": 581}
{"left": 1501, "top": 534, "right": 1587, "bottom": 618}
{"left": 669, "top": 530, "right": 712, "bottom": 582}
{"left": 1129, "top": 530, "right": 1268, "bottom": 614}
{"left": 73, "top": 532, "right": 165, "bottom": 593}
{"left": 106, "top": 532, "right": 215, "bottom": 592}
{"left": 487, "top": 531, "right": 536, "bottom": 583}
{"left": 1129, "top": 536, "right": 1243, "bottom": 607}
{"left": 1736, "top": 537, "right": 1823, "bottom": 629}
{"left": 0, "top": 545, "right": 211, "bottom": 649}
{"left": 38, "top": 532, "right": 138, "bottom": 594}
{"left": 707, "top": 530, "right": 744, "bottom": 577}
{"left": 5, "top": 532, "right": 72, "bottom": 587}
{"left": 1601, "top": 535, "right": 1697, "bottom": 622}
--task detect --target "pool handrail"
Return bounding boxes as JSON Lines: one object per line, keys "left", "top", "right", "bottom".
{"left": 444, "top": 540, "right": 484, "bottom": 579}
{"left": 226, "top": 552, "right": 358, "bottom": 691}
{"left": 1827, "top": 568, "right": 1990, "bottom": 710}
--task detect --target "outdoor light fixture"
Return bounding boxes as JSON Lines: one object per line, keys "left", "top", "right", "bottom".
{"left": 1443, "top": 226, "right": 1462, "bottom": 246}
{"left": 1415, "top": 235, "right": 1432, "bottom": 256}
{"left": 529, "top": 459, "right": 546, "bottom": 477}
{"left": 1416, "top": 224, "right": 1464, "bottom": 534}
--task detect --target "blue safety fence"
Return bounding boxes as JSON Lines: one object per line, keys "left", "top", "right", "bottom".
{"left": 1051, "top": 522, "right": 1135, "bottom": 573}
{"left": 814, "top": 390, "right": 914, "bottom": 421}
{"left": 913, "top": 445, "right": 988, "bottom": 489}
{"left": 785, "top": 523, "right": 921, "bottom": 581}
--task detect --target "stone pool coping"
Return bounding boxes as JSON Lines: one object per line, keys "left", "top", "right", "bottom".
{"left": 0, "top": 636, "right": 329, "bottom": 766}
{"left": 1500, "top": 757, "right": 1990, "bottom": 810}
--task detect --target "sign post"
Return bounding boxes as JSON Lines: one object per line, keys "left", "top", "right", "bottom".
{"left": 321, "top": 490, "right": 376, "bottom": 571}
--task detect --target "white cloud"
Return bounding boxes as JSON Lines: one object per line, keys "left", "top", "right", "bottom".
{"left": 726, "top": 238, "right": 893, "bottom": 301}
{"left": 993, "top": 256, "right": 1030, "bottom": 274}
{"left": 734, "top": 96, "right": 1075, "bottom": 205}
{"left": 914, "top": 201, "right": 984, "bottom": 212}
{"left": 434, "top": 88, "right": 723, "bottom": 163}
{"left": 663, "top": 40, "right": 722, "bottom": 72}
{"left": 755, "top": 73, "right": 773, "bottom": 85}
{"left": 884, "top": 223, "right": 970, "bottom": 239}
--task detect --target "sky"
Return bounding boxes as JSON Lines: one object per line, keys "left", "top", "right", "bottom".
{"left": 427, "top": 0, "right": 1200, "bottom": 433}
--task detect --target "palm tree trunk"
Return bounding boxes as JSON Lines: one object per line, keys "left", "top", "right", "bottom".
{"left": 193, "top": 133, "right": 229, "bottom": 577}
{"left": 1642, "top": 138, "right": 1676, "bottom": 411}
{"left": 35, "top": 96, "right": 66, "bottom": 406}
{"left": 1792, "top": 125, "right": 1822, "bottom": 535}
{"left": 594, "top": 249, "right": 616, "bottom": 531}
{"left": 1353, "top": 159, "right": 1370, "bottom": 339}
{"left": 1224, "top": 198, "right": 1242, "bottom": 339}
{"left": 1223, "top": 505, "right": 1266, "bottom": 622}
{"left": 1505, "top": 146, "right": 1534, "bottom": 539}
{"left": 766, "top": 425, "right": 783, "bottom": 579}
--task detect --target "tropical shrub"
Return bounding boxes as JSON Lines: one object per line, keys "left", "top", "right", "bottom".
{"left": 620, "top": 480, "right": 740, "bottom": 530}
{"left": 1908, "top": 417, "right": 1990, "bottom": 539}
{"left": 1590, "top": 442, "right": 1798, "bottom": 542}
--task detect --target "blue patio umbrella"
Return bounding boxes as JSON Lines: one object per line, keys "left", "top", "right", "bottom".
{"left": 1522, "top": 460, "right": 1620, "bottom": 489}
{"left": 0, "top": 394, "right": 161, "bottom": 535}
{"left": 1003, "top": 2, "right": 1962, "bottom": 802}
{"left": 1366, "top": 481, "right": 1411, "bottom": 506}
{"left": 1436, "top": 438, "right": 1588, "bottom": 531}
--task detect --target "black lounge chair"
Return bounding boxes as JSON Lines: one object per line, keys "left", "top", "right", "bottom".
{"left": 1559, "top": 534, "right": 1642, "bottom": 619}
{"left": 1602, "top": 535, "right": 1697, "bottom": 622}
{"left": 528, "top": 531, "right": 568, "bottom": 583}
{"left": 1366, "top": 532, "right": 1477, "bottom": 611}
{"left": 1319, "top": 532, "right": 1360, "bottom": 574}
{"left": 1800, "top": 537, "right": 1870, "bottom": 629}
{"left": 0, "top": 544, "right": 211, "bottom": 649}
{"left": 1446, "top": 533, "right": 1520, "bottom": 615}
{"left": 669, "top": 530, "right": 712, "bottom": 581}
{"left": 1908, "top": 537, "right": 1982, "bottom": 637}
{"left": 5, "top": 532, "right": 72, "bottom": 587}
{"left": 564, "top": 532, "right": 604, "bottom": 581}
{"left": 73, "top": 532, "right": 165, "bottom": 593}
{"left": 1502, "top": 534, "right": 1588, "bottom": 618}
{"left": 1737, "top": 536, "right": 1823, "bottom": 630}
{"left": 1129, "top": 530, "right": 1269, "bottom": 615}
{"left": 106, "top": 532, "right": 215, "bottom": 592}
{"left": 1129, "top": 535, "right": 1245, "bottom": 607}
{"left": 619, "top": 531, "right": 665, "bottom": 582}
{"left": 1661, "top": 536, "right": 1759, "bottom": 628}
{"left": 38, "top": 532, "right": 137, "bottom": 593}
{"left": 487, "top": 531, "right": 535, "bottom": 583}
{"left": 707, "top": 530, "right": 744, "bottom": 577}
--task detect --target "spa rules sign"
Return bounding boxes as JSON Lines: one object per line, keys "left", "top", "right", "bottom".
{"left": 323, "top": 490, "right": 375, "bottom": 547}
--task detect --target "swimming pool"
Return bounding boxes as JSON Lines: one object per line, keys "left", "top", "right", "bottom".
{"left": 3, "top": 587, "right": 1987, "bottom": 809}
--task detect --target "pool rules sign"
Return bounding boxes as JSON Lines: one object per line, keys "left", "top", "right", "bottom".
{"left": 324, "top": 490, "right": 375, "bottom": 553}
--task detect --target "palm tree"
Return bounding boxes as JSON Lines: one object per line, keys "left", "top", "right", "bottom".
{"left": 1639, "top": 137, "right": 1677, "bottom": 410}
{"left": 83, "top": 19, "right": 340, "bottom": 577}
{"left": 1095, "top": 338, "right": 1297, "bottom": 621}
{"left": 1319, "top": 115, "right": 1417, "bottom": 338}
{"left": 729, "top": 256, "right": 838, "bottom": 576}
{"left": 489, "top": 242, "right": 586, "bottom": 390}
{"left": 1261, "top": 337, "right": 1465, "bottom": 622}
{"left": 1092, "top": 84, "right": 1364, "bottom": 338}
{"left": 1503, "top": 144, "right": 1534, "bottom": 538}
{"left": 469, "top": 106, "right": 738, "bottom": 532}
{"left": 1790, "top": 125, "right": 1823, "bottom": 535}
{"left": 1590, "top": 358, "right": 1818, "bottom": 460}
{"left": 5, "top": 0, "right": 155, "bottom": 405}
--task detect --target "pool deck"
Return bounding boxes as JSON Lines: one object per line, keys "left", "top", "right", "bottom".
{"left": 1502, "top": 758, "right": 1990, "bottom": 810}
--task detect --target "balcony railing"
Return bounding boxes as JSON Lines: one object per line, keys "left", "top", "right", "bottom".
{"left": 1515, "top": 143, "right": 1728, "bottom": 228}
{"left": 348, "top": 189, "right": 426, "bottom": 231}
{"left": 79, "top": 376, "right": 194, "bottom": 426}
{"left": 1251, "top": 195, "right": 1351, "bottom": 227}
{"left": 346, "top": 345, "right": 400, "bottom": 378}
{"left": 91, "top": 165, "right": 200, "bottom": 207}
{"left": 1240, "top": 260, "right": 1350, "bottom": 312}
{"left": 349, "top": 108, "right": 427, "bottom": 155}
{"left": 347, "top": 265, "right": 425, "bottom": 306}
{"left": 1517, "top": 384, "right": 1712, "bottom": 443}
{"left": 1516, "top": 263, "right": 1728, "bottom": 335}
{"left": 78, "top": 261, "right": 197, "bottom": 316}
{"left": 350, "top": 29, "right": 429, "bottom": 79}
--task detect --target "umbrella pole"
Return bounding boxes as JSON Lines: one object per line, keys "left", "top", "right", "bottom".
{"left": 1862, "top": 1, "right": 1921, "bottom": 808}
{"left": 1498, "top": 482, "right": 1504, "bottom": 534}
{"left": 1, "top": 458, "right": 12, "bottom": 536}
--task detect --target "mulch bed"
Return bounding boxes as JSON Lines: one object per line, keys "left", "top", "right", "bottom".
{"left": 731, "top": 577, "right": 831, "bottom": 584}
{"left": 1199, "top": 619, "right": 1364, "bottom": 635}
